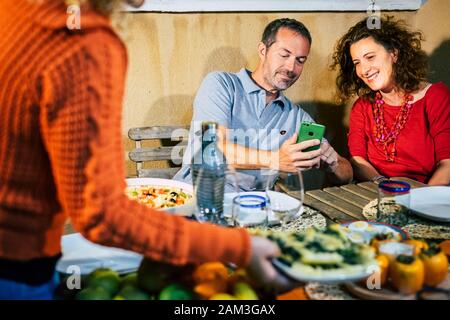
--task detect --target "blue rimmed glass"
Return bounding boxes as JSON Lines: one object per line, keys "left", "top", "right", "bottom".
{"left": 232, "top": 194, "right": 268, "bottom": 229}
{"left": 377, "top": 180, "right": 410, "bottom": 225}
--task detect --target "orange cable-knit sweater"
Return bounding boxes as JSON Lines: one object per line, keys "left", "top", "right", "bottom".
{"left": 0, "top": 0, "right": 250, "bottom": 266}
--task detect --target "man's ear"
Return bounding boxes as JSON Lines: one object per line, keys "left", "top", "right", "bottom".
{"left": 258, "top": 42, "right": 267, "bottom": 59}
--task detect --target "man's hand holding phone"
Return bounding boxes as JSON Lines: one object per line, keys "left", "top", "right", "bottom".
{"left": 272, "top": 122, "right": 352, "bottom": 183}
{"left": 274, "top": 134, "right": 322, "bottom": 172}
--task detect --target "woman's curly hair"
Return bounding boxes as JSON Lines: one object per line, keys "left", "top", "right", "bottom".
{"left": 331, "top": 16, "right": 428, "bottom": 103}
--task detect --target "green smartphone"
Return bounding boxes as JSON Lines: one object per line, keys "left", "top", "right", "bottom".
{"left": 296, "top": 122, "right": 326, "bottom": 152}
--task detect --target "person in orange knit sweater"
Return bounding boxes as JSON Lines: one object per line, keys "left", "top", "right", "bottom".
{"left": 0, "top": 0, "right": 298, "bottom": 299}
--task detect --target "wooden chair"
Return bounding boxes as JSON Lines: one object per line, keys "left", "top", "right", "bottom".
{"left": 128, "top": 125, "right": 190, "bottom": 178}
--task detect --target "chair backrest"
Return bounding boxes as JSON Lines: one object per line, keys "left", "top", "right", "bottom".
{"left": 128, "top": 125, "right": 190, "bottom": 178}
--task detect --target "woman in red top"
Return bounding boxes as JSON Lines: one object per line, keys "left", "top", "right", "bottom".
{"left": 0, "top": 0, "right": 296, "bottom": 299}
{"left": 331, "top": 17, "right": 450, "bottom": 185}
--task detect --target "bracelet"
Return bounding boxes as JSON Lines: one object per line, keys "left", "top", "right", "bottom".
{"left": 372, "top": 175, "right": 387, "bottom": 184}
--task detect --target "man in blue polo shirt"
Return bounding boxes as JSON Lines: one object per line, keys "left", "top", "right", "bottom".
{"left": 174, "top": 18, "right": 352, "bottom": 190}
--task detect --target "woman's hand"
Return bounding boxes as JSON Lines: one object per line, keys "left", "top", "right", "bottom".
{"left": 428, "top": 159, "right": 450, "bottom": 186}
{"left": 247, "top": 236, "right": 303, "bottom": 294}
{"left": 319, "top": 141, "right": 338, "bottom": 172}
{"left": 319, "top": 142, "right": 353, "bottom": 184}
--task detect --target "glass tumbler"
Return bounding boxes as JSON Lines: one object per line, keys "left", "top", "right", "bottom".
{"left": 377, "top": 180, "right": 410, "bottom": 226}
{"left": 232, "top": 194, "right": 268, "bottom": 229}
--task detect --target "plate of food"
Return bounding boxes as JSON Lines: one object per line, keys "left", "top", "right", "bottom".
{"left": 125, "top": 178, "right": 194, "bottom": 216}
{"left": 253, "top": 225, "right": 377, "bottom": 284}
{"left": 340, "top": 221, "right": 408, "bottom": 245}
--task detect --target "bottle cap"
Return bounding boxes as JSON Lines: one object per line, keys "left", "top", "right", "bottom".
{"left": 202, "top": 121, "right": 218, "bottom": 142}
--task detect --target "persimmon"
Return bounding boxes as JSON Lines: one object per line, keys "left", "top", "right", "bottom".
{"left": 420, "top": 245, "right": 449, "bottom": 287}
{"left": 390, "top": 255, "right": 424, "bottom": 294}
{"left": 376, "top": 254, "right": 390, "bottom": 286}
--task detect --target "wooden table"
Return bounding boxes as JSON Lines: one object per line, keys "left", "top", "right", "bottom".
{"left": 303, "top": 177, "right": 426, "bottom": 223}
{"left": 64, "top": 177, "right": 426, "bottom": 234}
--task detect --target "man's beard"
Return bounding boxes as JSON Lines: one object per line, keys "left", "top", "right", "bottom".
{"left": 265, "top": 69, "right": 297, "bottom": 91}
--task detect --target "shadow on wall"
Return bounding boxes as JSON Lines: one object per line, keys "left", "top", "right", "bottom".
{"left": 296, "top": 101, "right": 349, "bottom": 191}
{"left": 202, "top": 46, "right": 249, "bottom": 76}
{"left": 136, "top": 47, "right": 247, "bottom": 172}
{"left": 143, "top": 94, "right": 193, "bottom": 126}
{"left": 428, "top": 39, "right": 450, "bottom": 87}
{"left": 141, "top": 47, "right": 249, "bottom": 128}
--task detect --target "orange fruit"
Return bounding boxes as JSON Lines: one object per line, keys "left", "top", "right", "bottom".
{"left": 192, "top": 262, "right": 228, "bottom": 284}
{"left": 193, "top": 280, "right": 227, "bottom": 299}
{"left": 376, "top": 254, "right": 390, "bottom": 286}
{"left": 277, "top": 287, "right": 309, "bottom": 300}
{"left": 438, "top": 240, "right": 450, "bottom": 256}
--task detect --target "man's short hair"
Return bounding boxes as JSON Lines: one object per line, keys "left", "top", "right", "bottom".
{"left": 261, "top": 18, "right": 312, "bottom": 49}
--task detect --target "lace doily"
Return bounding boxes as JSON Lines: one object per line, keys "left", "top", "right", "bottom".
{"left": 363, "top": 199, "right": 450, "bottom": 239}
{"left": 305, "top": 283, "right": 355, "bottom": 300}
{"left": 269, "top": 206, "right": 327, "bottom": 233}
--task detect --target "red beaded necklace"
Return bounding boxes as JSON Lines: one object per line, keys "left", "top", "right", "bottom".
{"left": 372, "top": 91, "right": 414, "bottom": 162}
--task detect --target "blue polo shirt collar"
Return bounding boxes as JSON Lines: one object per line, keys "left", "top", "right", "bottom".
{"left": 237, "top": 68, "right": 260, "bottom": 94}
{"left": 237, "top": 68, "right": 287, "bottom": 107}
{"left": 275, "top": 93, "right": 289, "bottom": 107}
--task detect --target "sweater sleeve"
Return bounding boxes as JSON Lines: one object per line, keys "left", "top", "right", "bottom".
{"left": 348, "top": 98, "right": 369, "bottom": 159}
{"left": 38, "top": 30, "right": 251, "bottom": 267}
{"left": 426, "top": 83, "right": 450, "bottom": 162}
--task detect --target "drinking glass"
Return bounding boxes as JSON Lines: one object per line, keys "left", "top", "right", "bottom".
{"left": 232, "top": 194, "right": 268, "bottom": 229}
{"left": 377, "top": 180, "right": 410, "bottom": 226}
{"left": 265, "top": 170, "right": 304, "bottom": 228}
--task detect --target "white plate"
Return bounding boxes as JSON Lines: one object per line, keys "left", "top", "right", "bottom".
{"left": 398, "top": 186, "right": 450, "bottom": 222}
{"left": 272, "top": 259, "right": 374, "bottom": 284}
{"left": 56, "top": 233, "right": 143, "bottom": 275}
{"left": 126, "top": 177, "right": 195, "bottom": 216}
{"left": 223, "top": 191, "right": 303, "bottom": 226}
